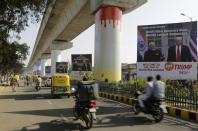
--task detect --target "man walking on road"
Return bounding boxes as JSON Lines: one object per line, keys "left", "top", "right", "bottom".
{"left": 10, "top": 74, "right": 17, "bottom": 92}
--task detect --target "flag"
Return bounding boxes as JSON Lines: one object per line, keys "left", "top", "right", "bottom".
{"left": 137, "top": 26, "right": 147, "bottom": 61}
{"left": 189, "top": 22, "right": 197, "bottom": 62}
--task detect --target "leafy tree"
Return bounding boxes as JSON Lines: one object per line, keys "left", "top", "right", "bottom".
{"left": 0, "top": 40, "right": 29, "bottom": 76}
{"left": 0, "top": 0, "right": 51, "bottom": 40}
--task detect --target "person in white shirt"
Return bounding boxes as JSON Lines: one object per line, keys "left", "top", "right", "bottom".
{"left": 153, "top": 75, "right": 165, "bottom": 99}
{"left": 138, "top": 76, "right": 154, "bottom": 109}
{"left": 37, "top": 76, "right": 42, "bottom": 87}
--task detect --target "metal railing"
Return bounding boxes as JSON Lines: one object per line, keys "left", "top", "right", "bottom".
{"left": 98, "top": 82, "right": 198, "bottom": 112}
{"left": 165, "top": 86, "right": 198, "bottom": 111}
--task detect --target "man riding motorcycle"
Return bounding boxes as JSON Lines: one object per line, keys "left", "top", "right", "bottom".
{"left": 134, "top": 75, "right": 165, "bottom": 122}
{"left": 138, "top": 76, "right": 154, "bottom": 111}
{"left": 153, "top": 75, "right": 165, "bottom": 100}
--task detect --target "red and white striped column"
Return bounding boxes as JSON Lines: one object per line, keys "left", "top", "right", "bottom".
{"left": 94, "top": 6, "right": 122, "bottom": 82}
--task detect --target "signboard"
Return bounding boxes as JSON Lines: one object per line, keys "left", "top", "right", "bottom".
{"left": 45, "top": 66, "right": 51, "bottom": 74}
{"left": 137, "top": 62, "right": 197, "bottom": 80}
{"left": 56, "top": 62, "right": 68, "bottom": 73}
{"left": 137, "top": 21, "right": 197, "bottom": 80}
{"left": 71, "top": 54, "right": 92, "bottom": 71}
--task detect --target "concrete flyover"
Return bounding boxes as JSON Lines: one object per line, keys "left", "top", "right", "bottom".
{"left": 28, "top": 0, "right": 147, "bottom": 79}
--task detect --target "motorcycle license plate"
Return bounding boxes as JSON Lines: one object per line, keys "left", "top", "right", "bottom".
{"left": 89, "top": 108, "right": 96, "bottom": 112}
{"left": 160, "top": 105, "right": 167, "bottom": 113}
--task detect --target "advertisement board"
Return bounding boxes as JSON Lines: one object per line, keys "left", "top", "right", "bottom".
{"left": 137, "top": 21, "right": 197, "bottom": 80}
{"left": 56, "top": 62, "right": 68, "bottom": 73}
{"left": 137, "top": 62, "right": 197, "bottom": 80}
{"left": 71, "top": 54, "right": 92, "bottom": 71}
{"left": 45, "top": 66, "right": 51, "bottom": 74}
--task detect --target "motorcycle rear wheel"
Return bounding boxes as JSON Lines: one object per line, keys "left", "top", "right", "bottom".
{"left": 85, "top": 112, "right": 93, "bottom": 129}
{"left": 73, "top": 106, "right": 78, "bottom": 118}
{"left": 152, "top": 107, "right": 164, "bottom": 122}
{"left": 132, "top": 102, "right": 141, "bottom": 115}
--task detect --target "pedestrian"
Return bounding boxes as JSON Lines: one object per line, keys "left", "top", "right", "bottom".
{"left": 26, "top": 75, "right": 30, "bottom": 87}
{"left": 10, "top": 74, "right": 17, "bottom": 92}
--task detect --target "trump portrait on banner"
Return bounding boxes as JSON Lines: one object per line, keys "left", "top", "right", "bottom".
{"left": 167, "top": 37, "right": 192, "bottom": 62}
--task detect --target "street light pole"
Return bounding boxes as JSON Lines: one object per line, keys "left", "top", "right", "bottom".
{"left": 180, "top": 13, "right": 192, "bottom": 21}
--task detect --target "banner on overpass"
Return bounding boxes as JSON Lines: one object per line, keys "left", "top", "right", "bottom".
{"left": 137, "top": 21, "right": 197, "bottom": 80}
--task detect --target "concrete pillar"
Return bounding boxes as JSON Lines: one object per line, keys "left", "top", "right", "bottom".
{"left": 50, "top": 40, "right": 73, "bottom": 75}
{"left": 40, "top": 54, "right": 51, "bottom": 76}
{"left": 41, "top": 59, "right": 47, "bottom": 76}
{"left": 94, "top": 6, "right": 122, "bottom": 82}
{"left": 51, "top": 50, "right": 62, "bottom": 75}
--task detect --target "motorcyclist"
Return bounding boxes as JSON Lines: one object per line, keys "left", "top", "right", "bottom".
{"left": 73, "top": 75, "right": 89, "bottom": 120}
{"left": 138, "top": 76, "right": 154, "bottom": 111}
{"left": 10, "top": 74, "right": 17, "bottom": 92}
{"left": 36, "top": 76, "right": 42, "bottom": 90}
{"left": 75, "top": 75, "right": 89, "bottom": 101}
{"left": 153, "top": 75, "right": 165, "bottom": 100}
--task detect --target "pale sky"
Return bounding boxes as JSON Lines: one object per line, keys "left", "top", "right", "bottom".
{"left": 19, "top": 0, "right": 198, "bottom": 66}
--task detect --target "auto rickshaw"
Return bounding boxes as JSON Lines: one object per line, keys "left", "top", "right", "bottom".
{"left": 51, "top": 74, "right": 71, "bottom": 98}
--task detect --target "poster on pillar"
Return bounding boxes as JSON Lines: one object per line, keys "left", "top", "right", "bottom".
{"left": 45, "top": 66, "right": 51, "bottom": 74}
{"left": 56, "top": 62, "right": 68, "bottom": 73}
{"left": 71, "top": 54, "right": 92, "bottom": 78}
{"left": 137, "top": 21, "right": 197, "bottom": 80}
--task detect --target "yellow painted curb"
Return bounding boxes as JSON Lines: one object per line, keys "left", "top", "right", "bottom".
{"left": 107, "top": 94, "right": 111, "bottom": 99}
{"left": 129, "top": 98, "right": 133, "bottom": 105}
{"left": 117, "top": 95, "right": 121, "bottom": 102}
{"left": 113, "top": 95, "right": 117, "bottom": 101}
{"left": 123, "top": 97, "right": 127, "bottom": 104}
{"left": 104, "top": 93, "right": 108, "bottom": 98}
{"left": 101, "top": 92, "right": 104, "bottom": 97}
{"left": 196, "top": 112, "right": 198, "bottom": 122}
{"left": 181, "top": 109, "right": 189, "bottom": 120}
{"left": 169, "top": 107, "right": 176, "bottom": 116}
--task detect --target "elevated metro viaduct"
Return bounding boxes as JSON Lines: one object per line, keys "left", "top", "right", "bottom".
{"left": 28, "top": 0, "right": 147, "bottom": 82}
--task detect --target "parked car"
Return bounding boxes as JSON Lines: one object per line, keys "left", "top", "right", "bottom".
{"left": 45, "top": 77, "right": 52, "bottom": 87}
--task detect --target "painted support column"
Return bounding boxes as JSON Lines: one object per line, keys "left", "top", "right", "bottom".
{"left": 94, "top": 6, "right": 122, "bottom": 82}
{"left": 50, "top": 41, "right": 73, "bottom": 75}
{"left": 51, "top": 50, "right": 62, "bottom": 75}
{"left": 41, "top": 59, "right": 47, "bottom": 76}
{"left": 40, "top": 53, "right": 51, "bottom": 76}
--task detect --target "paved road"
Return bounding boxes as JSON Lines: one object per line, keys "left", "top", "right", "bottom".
{"left": 0, "top": 87, "right": 197, "bottom": 131}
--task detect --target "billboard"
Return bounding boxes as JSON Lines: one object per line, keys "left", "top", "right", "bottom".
{"left": 45, "top": 66, "right": 51, "bottom": 74}
{"left": 137, "top": 21, "right": 197, "bottom": 80}
{"left": 71, "top": 54, "right": 92, "bottom": 71}
{"left": 56, "top": 62, "right": 68, "bottom": 73}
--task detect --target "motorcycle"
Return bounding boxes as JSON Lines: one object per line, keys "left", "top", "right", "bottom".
{"left": 35, "top": 83, "right": 41, "bottom": 91}
{"left": 132, "top": 91, "right": 165, "bottom": 122}
{"left": 73, "top": 95, "right": 97, "bottom": 129}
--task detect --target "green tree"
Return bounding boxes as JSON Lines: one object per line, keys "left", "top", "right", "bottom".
{"left": 0, "top": 0, "right": 51, "bottom": 40}
{"left": 0, "top": 40, "right": 29, "bottom": 76}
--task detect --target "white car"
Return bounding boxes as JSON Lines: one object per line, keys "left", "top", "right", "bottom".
{"left": 45, "top": 77, "right": 52, "bottom": 87}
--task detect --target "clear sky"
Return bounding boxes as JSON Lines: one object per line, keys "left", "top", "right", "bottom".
{"left": 19, "top": 0, "right": 198, "bottom": 66}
